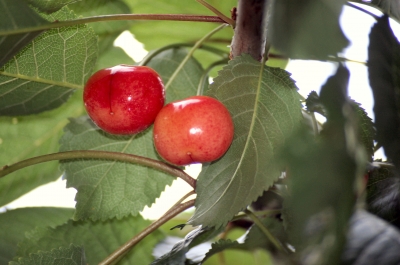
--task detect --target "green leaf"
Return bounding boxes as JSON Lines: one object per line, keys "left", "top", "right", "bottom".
{"left": 59, "top": 117, "right": 174, "bottom": 221}
{"left": 202, "top": 239, "right": 240, "bottom": 263}
{"left": 16, "top": 216, "right": 163, "bottom": 265}
{"left": 127, "top": 0, "right": 234, "bottom": 66}
{"left": 95, "top": 46, "right": 135, "bottom": 71}
{"left": 0, "top": 91, "right": 84, "bottom": 207}
{"left": 366, "top": 162, "right": 400, "bottom": 227}
{"left": 305, "top": 90, "right": 326, "bottom": 116}
{"left": 10, "top": 244, "right": 86, "bottom": 265}
{"left": 152, "top": 226, "right": 223, "bottom": 265}
{"left": 351, "top": 101, "right": 375, "bottom": 159}
{"left": 126, "top": 0, "right": 234, "bottom": 49}
{"left": 0, "top": 6, "right": 97, "bottom": 116}
{"left": 281, "top": 65, "right": 362, "bottom": 265}
{"left": 144, "top": 47, "right": 205, "bottom": 103}
{"left": 190, "top": 54, "right": 302, "bottom": 228}
{"left": 240, "top": 218, "right": 287, "bottom": 252}
{"left": 342, "top": 210, "right": 400, "bottom": 265}
{"left": 69, "top": 0, "right": 132, "bottom": 35}
{"left": 0, "top": 207, "right": 74, "bottom": 264}
{"left": 0, "top": 0, "right": 48, "bottom": 67}
{"left": 368, "top": 15, "right": 400, "bottom": 172}
{"left": 24, "top": 0, "right": 79, "bottom": 13}
{"left": 269, "top": 0, "right": 349, "bottom": 59}
{"left": 306, "top": 91, "right": 376, "bottom": 159}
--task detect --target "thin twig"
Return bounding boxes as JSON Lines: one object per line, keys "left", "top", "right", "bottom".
{"left": 346, "top": 2, "right": 380, "bottom": 20}
{"left": 0, "top": 150, "right": 196, "bottom": 189}
{"left": 0, "top": 14, "right": 225, "bottom": 36}
{"left": 139, "top": 43, "right": 228, "bottom": 67}
{"left": 98, "top": 199, "right": 195, "bottom": 265}
{"left": 195, "top": 0, "right": 235, "bottom": 26}
{"left": 244, "top": 209, "right": 289, "bottom": 253}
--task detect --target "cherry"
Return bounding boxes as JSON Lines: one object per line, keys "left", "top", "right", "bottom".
{"left": 83, "top": 65, "right": 165, "bottom": 135}
{"left": 153, "top": 95, "right": 234, "bottom": 166}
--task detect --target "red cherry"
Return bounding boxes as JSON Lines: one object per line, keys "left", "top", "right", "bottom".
{"left": 153, "top": 95, "right": 234, "bottom": 166}
{"left": 83, "top": 65, "right": 165, "bottom": 135}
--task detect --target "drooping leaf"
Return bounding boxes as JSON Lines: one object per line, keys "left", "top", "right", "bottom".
{"left": 269, "top": 0, "right": 349, "bottom": 59}
{"left": 69, "top": 0, "right": 132, "bottom": 35}
{"left": 305, "top": 90, "right": 326, "bottom": 116}
{"left": 366, "top": 162, "right": 400, "bottom": 228}
{"left": 306, "top": 90, "right": 375, "bottom": 158}
{"left": 59, "top": 117, "right": 174, "bottom": 221}
{"left": 0, "top": 0, "right": 47, "bottom": 67}
{"left": 0, "top": 6, "right": 97, "bottom": 116}
{"left": 281, "top": 65, "right": 363, "bottom": 265}
{"left": 151, "top": 226, "right": 216, "bottom": 265}
{"left": 239, "top": 217, "right": 287, "bottom": 253}
{"left": 342, "top": 210, "right": 400, "bottom": 265}
{"left": 201, "top": 239, "right": 240, "bottom": 263}
{"left": 0, "top": 91, "right": 84, "bottom": 207}
{"left": 190, "top": 54, "right": 302, "bottom": 228}
{"left": 15, "top": 215, "right": 161, "bottom": 265}
{"left": 144, "top": 47, "right": 205, "bottom": 103}
{"left": 24, "top": 0, "right": 80, "bottom": 13}
{"left": 0, "top": 207, "right": 74, "bottom": 264}
{"left": 368, "top": 15, "right": 400, "bottom": 172}
{"left": 10, "top": 244, "right": 86, "bottom": 265}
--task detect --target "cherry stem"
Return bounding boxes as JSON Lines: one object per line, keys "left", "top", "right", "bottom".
{"left": 197, "top": 59, "right": 229, "bottom": 95}
{"left": 164, "top": 23, "right": 229, "bottom": 91}
{"left": 98, "top": 199, "right": 195, "bottom": 265}
{"left": 139, "top": 43, "right": 228, "bottom": 67}
{"left": 0, "top": 150, "right": 196, "bottom": 189}
{"left": 0, "top": 14, "right": 226, "bottom": 36}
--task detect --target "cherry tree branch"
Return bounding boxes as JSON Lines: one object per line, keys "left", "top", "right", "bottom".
{"left": 99, "top": 199, "right": 196, "bottom": 265}
{"left": 0, "top": 14, "right": 226, "bottom": 36}
{"left": 0, "top": 150, "right": 196, "bottom": 189}
{"left": 230, "top": 0, "right": 271, "bottom": 61}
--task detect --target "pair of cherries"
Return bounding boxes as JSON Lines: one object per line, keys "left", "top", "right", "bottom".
{"left": 83, "top": 65, "right": 234, "bottom": 166}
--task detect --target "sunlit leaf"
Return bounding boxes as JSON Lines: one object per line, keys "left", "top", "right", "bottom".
{"left": 0, "top": 207, "right": 73, "bottom": 264}
{"left": 0, "top": 6, "right": 97, "bottom": 116}
{"left": 10, "top": 244, "right": 86, "bottom": 265}
{"left": 0, "top": 0, "right": 47, "bottom": 67}
{"left": 269, "top": 0, "right": 349, "bottom": 59}
{"left": 190, "top": 54, "right": 302, "bottom": 228}
{"left": 59, "top": 117, "right": 174, "bottom": 221}
{"left": 69, "top": 0, "right": 132, "bottom": 35}
{"left": 15, "top": 216, "right": 161, "bottom": 265}
{"left": 0, "top": 91, "right": 84, "bottom": 207}
{"left": 127, "top": 0, "right": 234, "bottom": 67}
{"left": 25, "top": 0, "right": 79, "bottom": 13}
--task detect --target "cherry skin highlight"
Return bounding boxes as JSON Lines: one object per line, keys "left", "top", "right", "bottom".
{"left": 153, "top": 95, "right": 234, "bottom": 166}
{"left": 83, "top": 65, "right": 165, "bottom": 135}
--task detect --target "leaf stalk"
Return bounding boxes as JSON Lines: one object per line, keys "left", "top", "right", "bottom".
{"left": 0, "top": 14, "right": 226, "bottom": 36}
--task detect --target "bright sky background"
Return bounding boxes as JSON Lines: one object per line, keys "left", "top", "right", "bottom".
{"left": 1, "top": 4, "right": 391, "bottom": 219}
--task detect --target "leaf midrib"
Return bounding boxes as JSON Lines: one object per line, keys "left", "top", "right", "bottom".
{"left": 0, "top": 71, "right": 82, "bottom": 90}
